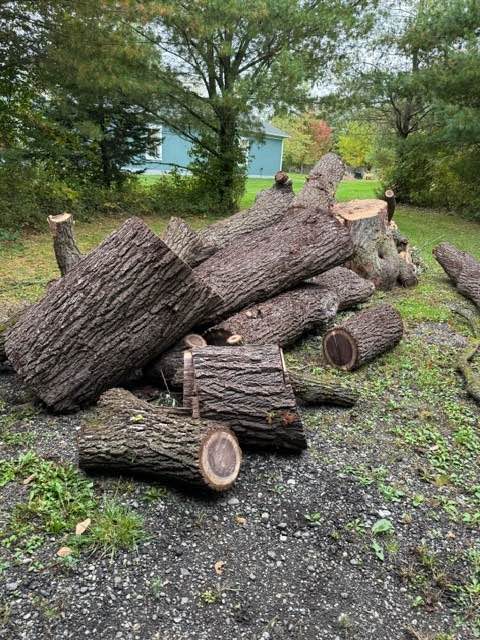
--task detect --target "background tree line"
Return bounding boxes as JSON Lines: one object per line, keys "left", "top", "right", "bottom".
{"left": 0, "top": 0, "right": 478, "bottom": 231}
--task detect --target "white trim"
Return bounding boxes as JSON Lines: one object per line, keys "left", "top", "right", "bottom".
{"left": 248, "top": 174, "right": 276, "bottom": 178}
{"left": 280, "top": 138, "right": 284, "bottom": 170}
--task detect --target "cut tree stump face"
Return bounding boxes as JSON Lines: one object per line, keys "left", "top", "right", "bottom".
{"left": 323, "top": 329, "right": 357, "bottom": 370}
{"left": 200, "top": 429, "right": 242, "bottom": 491}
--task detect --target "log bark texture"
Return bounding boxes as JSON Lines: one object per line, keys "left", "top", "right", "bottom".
{"left": 198, "top": 173, "right": 294, "bottom": 251}
{"left": 162, "top": 217, "right": 216, "bottom": 267}
{"left": 145, "top": 335, "right": 207, "bottom": 390}
{"left": 290, "top": 153, "right": 345, "bottom": 213}
{"left": 309, "top": 266, "right": 375, "bottom": 311}
{"left": 184, "top": 345, "right": 307, "bottom": 451}
{"left": 288, "top": 371, "right": 359, "bottom": 407}
{"left": 335, "top": 199, "right": 417, "bottom": 290}
{"left": 78, "top": 388, "right": 242, "bottom": 491}
{"left": 204, "top": 284, "right": 339, "bottom": 348}
{"left": 6, "top": 217, "right": 223, "bottom": 412}
{"left": 194, "top": 207, "right": 353, "bottom": 323}
{"left": 48, "top": 213, "right": 82, "bottom": 276}
{"left": 323, "top": 304, "right": 404, "bottom": 371}
{"left": 433, "top": 242, "right": 480, "bottom": 309}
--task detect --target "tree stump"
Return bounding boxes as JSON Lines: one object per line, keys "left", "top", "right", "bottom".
{"left": 323, "top": 304, "right": 404, "bottom": 371}
{"left": 334, "top": 199, "right": 417, "bottom": 290}
{"left": 47, "top": 213, "right": 82, "bottom": 276}
{"left": 78, "top": 388, "right": 242, "bottom": 491}
{"left": 184, "top": 345, "right": 307, "bottom": 451}
{"left": 433, "top": 242, "right": 480, "bottom": 309}
{"left": 6, "top": 217, "right": 223, "bottom": 412}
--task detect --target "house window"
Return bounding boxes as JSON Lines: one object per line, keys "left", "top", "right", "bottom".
{"left": 146, "top": 125, "right": 163, "bottom": 162}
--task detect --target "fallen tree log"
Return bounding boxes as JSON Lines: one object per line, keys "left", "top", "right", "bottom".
{"left": 290, "top": 153, "right": 345, "bottom": 213}
{"left": 47, "top": 213, "right": 82, "bottom": 276}
{"left": 288, "top": 371, "right": 359, "bottom": 407}
{"left": 334, "top": 198, "right": 417, "bottom": 290}
{"left": 323, "top": 304, "right": 404, "bottom": 371}
{"left": 450, "top": 305, "right": 480, "bottom": 404}
{"left": 144, "top": 334, "right": 207, "bottom": 389}
{"left": 433, "top": 242, "right": 480, "bottom": 309}
{"left": 78, "top": 388, "right": 242, "bottom": 491}
{"left": 6, "top": 217, "right": 223, "bottom": 412}
{"left": 204, "top": 285, "right": 339, "bottom": 348}
{"left": 162, "top": 217, "right": 216, "bottom": 267}
{"left": 184, "top": 345, "right": 307, "bottom": 451}
{"left": 194, "top": 206, "right": 353, "bottom": 323}
{"left": 309, "top": 266, "right": 375, "bottom": 311}
{"left": 198, "top": 171, "right": 294, "bottom": 251}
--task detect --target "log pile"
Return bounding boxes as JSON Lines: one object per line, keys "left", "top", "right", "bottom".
{"left": 2, "top": 152, "right": 418, "bottom": 493}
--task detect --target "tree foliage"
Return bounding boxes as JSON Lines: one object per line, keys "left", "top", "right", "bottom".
{"left": 272, "top": 113, "right": 332, "bottom": 171}
{"left": 337, "top": 121, "right": 374, "bottom": 169}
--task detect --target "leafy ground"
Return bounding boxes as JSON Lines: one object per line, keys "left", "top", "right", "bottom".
{"left": 0, "top": 180, "right": 479, "bottom": 639}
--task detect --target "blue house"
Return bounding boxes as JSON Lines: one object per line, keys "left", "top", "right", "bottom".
{"left": 136, "top": 122, "right": 288, "bottom": 178}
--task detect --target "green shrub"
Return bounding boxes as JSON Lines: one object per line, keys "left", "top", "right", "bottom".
{"left": 147, "top": 170, "right": 220, "bottom": 217}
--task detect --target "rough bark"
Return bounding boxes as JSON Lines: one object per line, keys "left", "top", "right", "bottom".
{"left": 194, "top": 207, "right": 353, "bottom": 323}
{"left": 6, "top": 217, "right": 223, "bottom": 412}
{"left": 145, "top": 335, "right": 207, "bottom": 390}
{"left": 309, "top": 266, "right": 375, "bottom": 311}
{"left": 335, "top": 199, "right": 418, "bottom": 290}
{"left": 323, "top": 304, "right": 404, "bottom": 371}
{"left": 78, "top": 388, "right": 242, "bottom": 491}
{"left": 198, "top": 173, "right": 295, "bottom": 251}
{"left": 290, "top": 153, "right": 345, "bottom": 213}
{"left": 433, "top": 242, "right": 480, "bottom": 309}
{"left": 288, "top": 371, "right": 359, "bottom": 407}
{"left": 184, "top": 345, "right": 307, "bottom": 452}
{"left": 385, "top": 189, "right": 396, "bottom": 222}
{"left": 162, "top": 217, "right": 217, "bottom": 267}
{"left": 204, "top": 285, "right": 339, "bottom": 348}
{"left": 47, "top": 213, "right": 82, "bottom": 276}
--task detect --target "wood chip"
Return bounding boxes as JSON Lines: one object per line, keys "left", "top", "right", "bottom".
{"left": 214, "top": 560, "right": 226, "bottom": 575}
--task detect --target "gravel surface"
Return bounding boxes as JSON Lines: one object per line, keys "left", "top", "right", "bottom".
{"left": 0, "top": 320, "right": 479, "bottom": 640}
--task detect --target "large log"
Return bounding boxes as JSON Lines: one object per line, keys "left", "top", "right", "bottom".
{"left": 78, "top": 388, "right": 242, "bottom": 491}
{"left": 162, "top": 217, "right": 216, "bottom": 267}
{"left": 433, "top": 242, "right": 480, "bottom": 309}
{"left": 184, "top": 345, "right": 307, "bottom": 451}
{"left": 323, "top": 304, "right": 404, "bottom": 371}
{"left": 47, "top": 213, "right": 82, "bottom": 276}
{"left": 5, "top": 217, "right": 223, "bottom": 412}
{"left": 204, "top": 284, "right": 339, "bottom": 348}
{"left": 309, "top": 266, "right": 375, "bottom": 311}
{"left": 290, "top": 153, "right": 345, "bottom": 213}
{"left": 194, "top": 207, "right": 354, "bottom": 323}
{"left": 198, "top": 171, "right": 294, "bottom": 251}
{"left": 144, "top": 334, "right": 207, "bottom": 389}
{"left": 334, "top": 199, "right": 417, "bottom": 290}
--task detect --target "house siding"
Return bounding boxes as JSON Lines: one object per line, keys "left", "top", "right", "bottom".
{"left": 133, "top": 127, "right": 285, "bottom": 177}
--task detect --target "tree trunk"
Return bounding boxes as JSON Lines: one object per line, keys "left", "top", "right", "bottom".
{"left": 217, "top": 111, "right": 238, "bottom": 214}
{"left": 288, "top": 372, "right": 359, "bottom": 407}
{"left": 291, "top": 153, "right": 345, "bottom": 213}
{"left": 5, "top": 217, "right": 223, "bottom": 412}
{"left": 385, "top": 189, "right": 396, "bottom": 222}
{"left": 433, "top": 242, "right": 480, "bottom": 309}
{"left": 47, "top": 213, "right": 82, "bottom": 276}
{"left": 162, "top": 217, "right": 216, "bottom": 267}
{"left": 309, "top": 266, "right": 375, "bottom": 311}
{"left": 198, "top": 172, "right": 294, "bottom": 251}
{"left": 78, "top": 388, "right": 242, "bottom": 491}
{"left": 323, "top": 304, "right": 404, "bottom": 371}
{"left": 334, "top": 199, "right": 417, "bottom": 290}
{"left": 184, "top": 345, "right": 306, "bottom": 452}
{"left": 194, "top": 206, "right": 353, "bottom": 324}
{"left": 204, "top": 285, "right": 339, "bottom": 348}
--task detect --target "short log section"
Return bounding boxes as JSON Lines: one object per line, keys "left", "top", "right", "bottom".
{"left": 184, "top": 345, "right": 307, "bottom": 451}
{"left": 47, "top": 213, "right": 82, "bottom": 276}
{"left": 433, "top": 242, "right": 480, "bottom": 309}
{"left": 323, "top": 304, "right": 404, "bottom": 371}
{"left": 78, "top": 388, "right": 241, "bottom": 491}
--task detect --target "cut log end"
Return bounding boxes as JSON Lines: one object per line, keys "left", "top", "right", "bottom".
{"left": 323, "top": 329, "right": 358, "bottom": 371}
{"left": 183, "top": 334, "right": 207, "bottom": 349}
{"left": 199, "top": 429, "right": 242, "bottom": 491}
{"left": 226, "top": 334, "right": 243, "bottom": 346}
{"left": 48, "top": 212, "right": 73, "bottom": 234}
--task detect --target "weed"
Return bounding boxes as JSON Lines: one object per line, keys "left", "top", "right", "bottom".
{"left": 143, "top": 486, "right": 168, "bottom": 503}
{"left": 200, "top": 589, "right": 220, "bottom": 605}
{"left": 83, "top": 499, "right": 145, "bottom": 557}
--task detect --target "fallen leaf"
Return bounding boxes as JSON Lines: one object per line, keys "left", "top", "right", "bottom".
{"left": 75, "top": 517, "right": 91, "bottom": 536}
{"left": 235, "top": 516, "right": 246, "bottom": 526}
{"left": 214, "top": 560, "right": 225, "bottom": 575}
{"left": 22, "top": 474, "right": 35, "bottom": 485}
{"left": 446, "top": 531, "right": 456, "bottom": 539}
{"left": 57, "top": 546, "right": 72, "bottom": 558}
